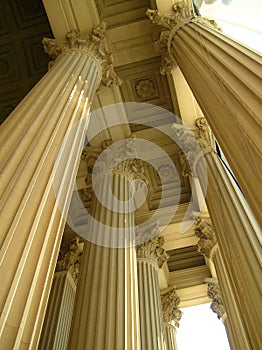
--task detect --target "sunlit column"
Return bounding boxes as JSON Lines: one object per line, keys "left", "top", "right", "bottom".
{"left": 68, "top": 142, "right": 141, "bottom": 350}
{"left": 0, "top": 23, "right": 120, "bottom": 349}
{"left": 147, "top": 2, "right": 262, "bottom": 225}
{"left": 161, "top": 286, "right": 182, "bottom": 350}
{"left": 136, "top": 226, "right": 168, "bottom": 350}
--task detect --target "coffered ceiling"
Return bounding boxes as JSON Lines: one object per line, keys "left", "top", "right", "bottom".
{"left": 0, "top": 0, "right": 52, "bottom": 124}
{"left": 95, "top": 0, "right": 156, "bottom": 28}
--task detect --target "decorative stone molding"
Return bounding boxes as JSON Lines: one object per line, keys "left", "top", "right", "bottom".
{"left": 42, "top": 22, "right": 121, "bottom": 87}
{"left": 56, "top": 237, "right": 83, "bottom": 284}
{"left": 137, "top": 235, "right": 169, "bottom": 268}
{"left": 161, "top": 286, "right": 182, "bottom": 327}
{"left": 135, "top": 78, "right": 156, "bottom": 99}
{"left": 88, "top": 138, "right": 146, "bottom": 183}
{"left": 146, "top": 3, "right": 221, "bottom": 75}
{"left": 158, "top": 164, "right": 176, "bottom": 182}
{"left": 172, "top": 117, "right": 214, "bottom": 177}
{"left": 205, "top": 278, "right": 227, "bottom": 321}
{"left": 194, "top": 216, "right": 218, "bottom": 259}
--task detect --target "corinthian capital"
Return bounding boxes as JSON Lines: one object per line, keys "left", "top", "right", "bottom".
{"left": 194, "top": 216, "right": 218, "bottom": 259}
{"left": 56, "top": 236, "right": 83, "bottom": 284}
{"left": 42, "top": 23, "right": 121, "bottom": 87}
{"left": 146, "top": 3, "right": 221, "bottom": 75}
{"left": 161, "top": 286, "right": 182, "bottom": 327}
{"left": 146, "top": 1, "right": 194, "bottom": 30}
{"left": 137, "top": 235, "right": 169, "bottom": 268}
{"left": 205, "top": 278, "right": 227, "bottom": 320}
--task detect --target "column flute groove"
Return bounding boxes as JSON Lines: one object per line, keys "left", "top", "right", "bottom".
{"left": 0, "top": 22, "right": 120, "bottom": 349}
{"left": 147, "top": 4, "right": 262, "bottom": 225}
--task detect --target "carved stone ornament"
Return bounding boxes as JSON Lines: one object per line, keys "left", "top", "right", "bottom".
{"left": 146, "top": 2, "right": 221, "bottom": 75}
{"left": 172, "top": 124, "right": 201, "bottom": 176}
{"left": 172, "top": 117, "right": 213, "bottom": 177}
{"left": 205, "top": 278, "right": 226, "bottom": 320}
{"left": 87, "top": 138, "right": 147, "bottom": 183}
{"left": 135, "top": 78, "right": 156, "bottom": 99}
{"left": 158, "top": 164, "right": 176, "bottom": 182}
{"left": 56, "top": 236, "right": 83, "bottom": 284}
{"left": 137, "top": 235, "right": 169, "bottom": 268}
{"left": 194, "top": 216, "right": 218, "bottom": 259}
{"left": 42, "top": 22, "right": 122, "bottom": 87}
{"left": 161, "top": 286, "right": 182, "bottom": 327}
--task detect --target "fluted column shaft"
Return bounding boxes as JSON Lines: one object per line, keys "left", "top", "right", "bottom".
{"left": 137, "top": 235, "right": 168, "bottom": 350}
{"left": 68, "top": 169, "right": 140, "bottom": 350}
{"left": 196, "top": 151, "right": 261, "bottom": 349}
{"left": 173, "top": 116, "right": 261, "bottom": 349}
{"left": 196, "top": 216, "right": 251, "bottom": 349}
{"left": 38, "top": 271, "right": 76, "bottom": 350}
{"left": 163, "top": 324, "right": 177, "bottom": 350}
{"left": 38, "top": 237, "right": 82, "bottom": 350}
{"left": 0, "top": 25, "right": 118, "bottom": 349}
{"left": 147, "top": 7, "right": 262, "bottom": 225}
{"left": 213, "top": 250, "right": 251, "bottom": 350}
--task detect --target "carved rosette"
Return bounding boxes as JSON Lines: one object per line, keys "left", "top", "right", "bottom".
{"left": 42, "top": 23, "right": 121, "bottom": 87}
{"left": 161, "top": 286, "right": 182, "bottom": 327}
{"left": 56, "top": 237, "right": 83, "bottom": 284}
{"left": 205, "top": 278, "right": 226, "bottom": 320}
{"left": 194, "top": 216, "right": 218, "bottom": 259}
{"left": 137, "top": 235, "right": 169, "bottom": 268}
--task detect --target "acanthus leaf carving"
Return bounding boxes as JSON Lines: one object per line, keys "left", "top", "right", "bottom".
{"left": 205, "top": 277, "right": 226, "bottom": 320}
{"left": 172, "top": 117, "right": 214, "bottom": 177}
{"left": 42, "top": 22, "right": 121, "bottom": 87}
{"left": 161, "top": 286, "right": 182, "bottom": 326}
{"left": 146, "top": 3, "right": 221, "bottom": 75}
{"left": 56, "top": 236, "right": 83, "bottom": 284}
{"left": 137, "top": 232, "right": 169, "bottom": 268}
{"left": 194, "top": 215, "right": 218, "bottom": 259}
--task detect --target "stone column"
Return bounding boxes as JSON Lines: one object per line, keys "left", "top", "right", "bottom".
{"left": 146, "top": 3, "right": 262, "bottom": 225}
{"left": 136, "top": 229, "right": 169, "bottom": 350}
{"left": 172, "top": 117, "right": 261, "bottom": 349}
{"left": 161, "top": 286, "right": 182, "bottom": 350}
{"left": 68, "top": 142, "right": 141, "bottom": 350}
{"left": 0, "top": 24, "right": 120, "bottom": 349}
{"left": 195, "top": 216, "right": 253, "bottom": 350}
{"left": 38, "top": 237, "right": 82, "bottom": 350}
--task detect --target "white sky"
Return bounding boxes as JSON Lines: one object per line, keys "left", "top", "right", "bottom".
{"left": 199, "top": 0, "right": 262, "bottom": 53}
{"left": 176, "top": 303, "right": 231, "bottom": 350}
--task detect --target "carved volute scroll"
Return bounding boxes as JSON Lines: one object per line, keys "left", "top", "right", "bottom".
{"left": 173, "top": 117, "right": 214, "bottom": 177}
{"left": 161, "top": 286, "right": 182, "bottom": 327}
{"left": 146, "top": 1, "right": 221, "bottom": 75}
{"left": 42, "top": 23, "right": 121, "bottom": 87}
{"left": 137, "top": 234, "right": 169, "bottom": 268}
{"left": 194, "top": 215, "right": 218, "bottom": 259}
{"left": 205, "top": 277, "right": 227, "bottom": 320}
{"left": 56, "top": 236, "right": 83, "bottom": 284}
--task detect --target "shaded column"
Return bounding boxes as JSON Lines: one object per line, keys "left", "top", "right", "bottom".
{"left": 172, "top": 117, "right": 261, "bottom": 349}
{"left": 137, "top": 231, "right": 168, "bottom": 350}
{"left": 0, "top": 24, "right": 120, "bottom": 349}
{"left": 68, "top": 143, "right": 142, "bottom": 350}
{"left": 146, "top": 3, "right": 262, "bottom": 225}
{"left": 161, "top": 286, "right": 182, "bottom": 350}
{"left": 195, "top": 215, "right": 253, "bottom": 350}
{"left": 38, "top": 237, "right": 82, "bottom": 350}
